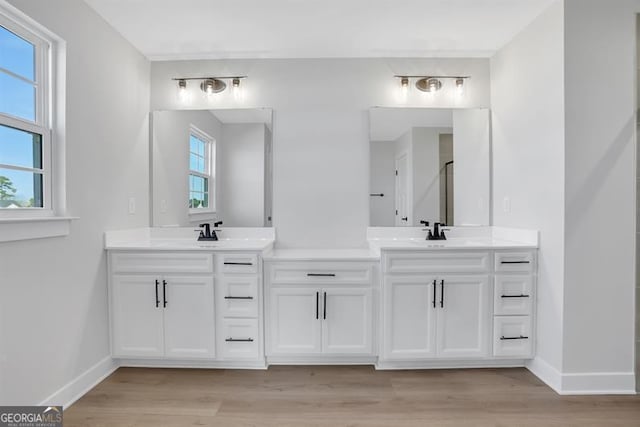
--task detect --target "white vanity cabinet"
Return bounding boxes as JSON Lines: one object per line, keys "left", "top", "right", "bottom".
{"left": 492, "top": 251, "right": 536, "bottom": 358}
{"left": 379, "top": 248, "right": 536, "bottom": 366}
{"left": 109, "top": 252, "right": 216, "bottom": 359}
{"left": 265, "top": 260, "right": 377, "bottom": 360}
{"left": 214, "top": 252, "right": 263, "bottom": 361}
{"left": 381, "top": 251, "right": 490, "bottom": 361}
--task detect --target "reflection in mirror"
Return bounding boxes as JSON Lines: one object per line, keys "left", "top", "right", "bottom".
{"left": 151, "top": 108, "right": 273, "bottom": 227}
{"left": 369, "top": 108, "right": 490, "bottom": 227}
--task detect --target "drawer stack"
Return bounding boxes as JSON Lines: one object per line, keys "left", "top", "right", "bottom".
{"left": 215, "top": 253, "right": 262, "bottom": 360}
{"left": 492, "top": 251, "right": 536, "bottom": 358}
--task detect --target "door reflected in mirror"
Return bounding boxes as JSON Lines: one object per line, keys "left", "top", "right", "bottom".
{"left": 151, "top": 108, "right": 273, "bottom": 227}
{"left": 369, "top": 108, "right": 490, "bottom": 227}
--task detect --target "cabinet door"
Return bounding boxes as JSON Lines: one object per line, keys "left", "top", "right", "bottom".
{"left": 163, "top": 275, "right": 215, "bottom": 359}
{"left": 382, "top": 276, "right": 436, "bottom": 360}
{"left": 268, "top": 287, "right": 321, "bottom": 354}
{"left": 321, "top": 288, "right": 372, "bottom": 354}
{"left": 436, "top": 275, "right": 489, "bottom": 358}
{"left": 111, "top": 275, "right": 164, "bottom": 358}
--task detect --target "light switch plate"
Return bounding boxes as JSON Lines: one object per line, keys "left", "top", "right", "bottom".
{"left": 128, "top": 197, "right": 136, "bottom": 214}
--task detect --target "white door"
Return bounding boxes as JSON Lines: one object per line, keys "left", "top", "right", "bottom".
{"left": 111, "top": 275, "right": 164, "bottom": 358}
{"left": 382, "top": 276, "right": 437, "bottom": 360}
{"left": 395, "top": 152, "right": 410, "bottom": 226}
{"left": 436, "top": 275, "right": 489, "bottom": 358}
{"left": 163, "top": 275, "right": 215, "bottom": 359}
{"left": 268, "top": 287, "right": 322, "bottom": 354}
{"left": 321, "top": 288, "right": 372, "bottom": 354}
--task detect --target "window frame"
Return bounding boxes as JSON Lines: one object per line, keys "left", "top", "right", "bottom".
{"left": 0, "top": 1, "right": 72, "bottom": 242}
{"left": 0, "top": 8, "right": 53, "bottom": 218}
{"left": 188, "top": 125, "right": 216, "bottom": 215}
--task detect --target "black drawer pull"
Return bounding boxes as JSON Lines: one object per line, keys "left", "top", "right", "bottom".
{"left": 225, "top": 338, "right": 254, "bottom": 342}
{"left": 500, "top": 294, "right": 530, "bottom": 298}
{"left": 501, "top": 261, "right": 530, "bottom": 264}
{"left": 224, "top": 296, "right": 254, "bottom": 300}
{"left": 307, "top": 273, "right": 336, "bottom": 277}
{"left": 155, "top": 280, "right": 160, "bottom": 308}
{"left": 224, "top": 262, "right": 253, "bottom": 266}
{"left": 500, "top": 335, "right": 529, "bottom": 340}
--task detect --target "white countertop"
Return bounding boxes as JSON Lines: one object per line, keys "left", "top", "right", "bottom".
{"left": 368, "top": 237, "right": 538, "bottom": 253}
{"left": 104, "top": 227, "right": 275, "bottom": 252}
{"left": 263, "top": 248, "right": 379, "bottom": 262}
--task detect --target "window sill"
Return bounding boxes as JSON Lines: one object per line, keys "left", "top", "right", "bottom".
{"left": 0, "top": 216, "right": 78, "bottom": 243}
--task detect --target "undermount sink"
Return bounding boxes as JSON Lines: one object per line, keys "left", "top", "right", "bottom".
{"left": 408, "top": 238, "right": 488, "bottom": 247}
{"left": 150, "top": 240, "right": 217, "bottom": 248}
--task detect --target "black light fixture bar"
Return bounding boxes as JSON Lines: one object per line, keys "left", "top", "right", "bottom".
{"left": 172, "top": 76, "right": 247, "bottom": 81}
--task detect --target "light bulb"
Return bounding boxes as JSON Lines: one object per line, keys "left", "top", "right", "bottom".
{"left": 456, "top": 78, "right": 465, "bottom": 95}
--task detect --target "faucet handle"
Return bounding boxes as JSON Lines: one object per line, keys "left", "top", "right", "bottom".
{"left": 214, "top": 220, "right": 223, "bottom": 228}
{"left": 419, "top": 220, "right": 430, "bottom": 227}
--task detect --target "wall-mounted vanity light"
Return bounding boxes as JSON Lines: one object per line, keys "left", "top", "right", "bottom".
{"left": 172, "top": 76, "right": 247, "bottom": 96}
{"left": 395, "top": 75, "right": 469, "bottom": 94}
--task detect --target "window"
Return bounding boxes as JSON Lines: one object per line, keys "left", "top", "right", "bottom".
{"left": 188, "top": 126, "right": 215, "bottom": 213}
{"left": 0, "top": 11, "right": 51, "bottom": 215}
{"left": 0, "top": 3, "right": 70, "bottom": 242}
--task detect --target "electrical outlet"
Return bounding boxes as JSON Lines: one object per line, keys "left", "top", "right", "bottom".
{"left": 128, "top": 197, "right": 136, "bottom": 215}
{"left": 503, "top": 196, "right": 511, "bottom": 213}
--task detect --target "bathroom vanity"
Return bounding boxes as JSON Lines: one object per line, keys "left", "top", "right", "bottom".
{"left": 104, "top": 225, "right": 537, "bottom": 370}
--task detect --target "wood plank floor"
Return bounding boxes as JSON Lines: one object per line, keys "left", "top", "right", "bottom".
{"left": 64, "top": 366, "right": 640, "bottom": 426}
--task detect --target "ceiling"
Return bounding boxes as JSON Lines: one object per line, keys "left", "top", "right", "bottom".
{"left": 369, "top": 108, "right": 453, "bottom": 141}
{"left": 84, "top": 0, "right": 556, "bottom": 60}
{"left": 210, "top": 108, "right": 272, "bottom": 131}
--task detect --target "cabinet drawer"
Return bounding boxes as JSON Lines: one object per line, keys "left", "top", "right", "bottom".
{"left": 216, "top": 253, "right": 259, "bottom": 274}
{"left": 494, "top": 251, "right": 535, "bottom": 273}
{"left": 382, "top": 251, "right": 490, "bottom": 274}
{"left": 219, "top": 319, "right": 260, "bottom": 359}
{"left": 217, "top": 276, "right": 258, "bottom": 318}
{"left": 493, "top": 316, "right": 532, "bottom": 358}
{"left": 494, "top": 276, "right": 533, "bottom": 316}
{"left": 267, "top": 261, "right": 373, "bottom": 285}
{"left": 111, "top": 252, "right": 213, "bottom": 274}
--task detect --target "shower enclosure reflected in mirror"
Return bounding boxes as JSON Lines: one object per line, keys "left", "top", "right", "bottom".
{"left": 151, "top": 108, "right": 273, "bottom": 227}
{"left": 369, "top": 107, "right": 490, "bottom": 227}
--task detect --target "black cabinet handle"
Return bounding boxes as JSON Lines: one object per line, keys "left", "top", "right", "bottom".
{"left": 225, "top": 338, "right": 254, "bottom": 342}
{"left": 307, "top": 273, "right": 336, "bottom": 277}
{"left": 323, "top": 292, "right": 327, "bottom": 319}
{"left": 500, "top": 294, "right": 530, "bottom": 298}
{"left": 501, "top": 261, "right": 530, "bottom": 264}
{"left": 155, "top": 280, "right": 160, "bottom": 308}
{"left": 432, "top": 279, "right": 436, "bottom": 308}
{"left": 440, "top": 280, "right": 444, "bottom": 308}
{"left": 162, "top": 280, "right": 167, "bottom": 308}
{"left": 224, "top": 296, "right": 254, "bottom": 300}
{"left": 500, "top": 335, "right": 529, "bottom": 340}
{"left": 316, "top": 292, "right": 319, "bottom": 320}
{"left": 224, "top": 262, "right": 253, "bottom": 266}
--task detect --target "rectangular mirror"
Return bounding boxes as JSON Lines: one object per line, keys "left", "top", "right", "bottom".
{"left": 151, "top": 108, "right": 273, "bottom": 227}
{"left": 369, "top": 107, "right": 490, "bottom": 227}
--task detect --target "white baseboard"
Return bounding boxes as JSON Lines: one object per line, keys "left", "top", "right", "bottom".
{"left": 376, "top": 359, "right": 526, "bottom": 370}
{"left": 527, "top": 357, "right": 636, "bottom": 395}
{"left": 559, "top": 371, "right": 636, "bottom": 395}
{"left": 38, "top": 356, "right": 119, "bottom": 409}
{"left": 526, "top": 356, "right": 562, "bottom": 393}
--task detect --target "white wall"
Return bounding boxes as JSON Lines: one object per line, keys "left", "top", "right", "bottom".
{"left": 412, "top": 127, "right": 442, "bottom": 224}
{"left": 394, "top": 129, "right": 413, "bottom": 226}
{"left": 453, "top": 109, "right": 491, "bottom": 226}
{"left": 152, "top": 110, "right": 221, "bottom": 226}
{"left": 491, "top": 0, "right": 566, "bottom": 378}
{"left": 219, "top": 123, "right": 266, "bottom": 226}
{"left": 150, "top": 58, "right": 490, "bottom": 247}
{"left": 369, "top": 141, "right": 396, "bottom": 226}
{"left": 562, "top": 0, "right": 637, "bottom": 385}
{"left": 0, "top": 0, "right": 150, "bottom": 405}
